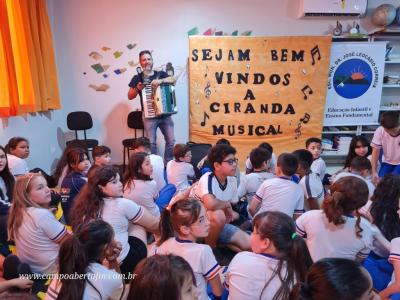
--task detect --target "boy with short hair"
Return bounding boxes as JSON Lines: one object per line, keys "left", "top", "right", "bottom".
{"left": 92, "top": 145, "right": 112, "bottom": 167}
{"left": 190, "top": 144, "right": 250, "bottom": 251}
{"left": 249, "top": 153, "right": 304, "bottom": 219}
{"left": 238, "top": 147, "right": 274, "bottom": 204}
{"left": 87, "top": 145, "right": 112, "bottom": 178}
{"left": 292, "top": 149, "right": 324, "bottom": 210}
{"left": 132, "top": 137, "right": 166, "bottom": 191}
{"left": 245, "top": 142, "right": 277, "bottom": 174}
{"left": 166, "top": 144, "right": 195, "bottom": 191}
{"left": 306, "top": 137, "right": 326, "bottom": 181}
{"left": 371, "top": 111, "right": 400, "bottom": 183}
{"left": 333, "top": 156, "right": 375, "bottom": 198}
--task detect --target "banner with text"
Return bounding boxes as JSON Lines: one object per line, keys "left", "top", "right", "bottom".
{"left": 324, "top": 42, "right": 386, "bottom": 126}
{"left": 189, "top": 36, "right": 331, "bottom": 167}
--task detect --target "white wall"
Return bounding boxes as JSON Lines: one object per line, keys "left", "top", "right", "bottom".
{"left": 1, "top": 0, "right": 395, "bottom": 171}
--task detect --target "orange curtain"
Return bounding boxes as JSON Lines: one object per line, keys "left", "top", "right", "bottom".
{"left": 0, "top": 0, "right": 60, "bottom": 117}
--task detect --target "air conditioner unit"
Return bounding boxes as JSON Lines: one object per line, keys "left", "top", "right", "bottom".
{"left": 299, "top": 0, "right": 367, "bottom": 18}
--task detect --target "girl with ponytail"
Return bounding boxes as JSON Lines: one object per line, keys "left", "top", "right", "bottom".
{"left": 152, "top": 198, "right": 222, "bottom": 300}
{"left": 226, "top": 211, "right": 312, "bottom": 300}
{"left": 296, "top": 176, "right": 375, "bottom": 262}
{"left": 46, "top": 220, "right": 124, "bottom": 300}
{"left": 289, "top": 258, "right": 379, "bottom": 300}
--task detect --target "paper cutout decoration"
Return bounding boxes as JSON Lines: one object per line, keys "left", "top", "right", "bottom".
{"left": 114, "top": 68, "right": 127, "bottom": 75}
{"left": 188, "top": 27, "right": 199, "bottom": 36}
{"left": 241, "top": 30, "right": 252, "bottom": 36}
{"left": 113, "top": 51, "right": 123, "bottom": 58}
{"left": 102, "top": 64, "right": 110, "bottom": 71}
{"left": 101, "top": 46, "right": 111, "bottom": 51}
{"left": 88, "top": 84, "right": 110, "bottom": 92}
{"left": 127, "top": 43, "right": 137, "bottom": 50}
{"left": 203, "top": 28, "right": 215, "bottom": 36}
{"left": 231, "top": 30, "right": 238, "bottom": 36}
{"left": 91, "top": 63, "right": 105, "bottom": 73}
{"left": 103, "top": 74, "right": 108, "bottom": 78}
{"left": 89, "top": 51, "right": 103, "bottom": 61}
{"left": 128, "top": 60, "right": 139, "bottom": 67}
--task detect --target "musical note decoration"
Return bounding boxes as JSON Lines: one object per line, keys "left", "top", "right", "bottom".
{"left": 294, "top": 113, "right": 312, "bottom": 139}
{"left": 295, "top": 123, "right": 302, "bottom": 139}
{"left": 204, "top": 65, "right": 209, "bottom": 78}
{"left": 300, "top": 113, "right": 310, "bottom": 124}
{"left": 200, "top": 112, "right": 210, "bottom": 126}
{"left": 204, "top": 82, "right": 212, "bottom": 99}
{"left": 301, "top": 85, "right": 313, "bottom": 100}
{"left": 310, "top": 45, "right": 321, "bottom": 66}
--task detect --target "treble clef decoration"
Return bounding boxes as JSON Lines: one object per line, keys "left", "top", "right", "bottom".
{"left": 204, "top": 82, "right": 211, "bottom": 99}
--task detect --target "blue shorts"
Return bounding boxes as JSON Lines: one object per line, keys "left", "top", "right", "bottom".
{"left": 379, "top": 162, "right": 400, "bottom": 177}
{"left": 218, "top": 224, "right": 239, "bottom": 244}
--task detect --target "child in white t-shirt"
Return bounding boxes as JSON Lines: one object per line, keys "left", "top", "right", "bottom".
{"left": 5, "top": 137, "right": 30, "bottom": 176}
{"left": 296, "top": 176, "right": 375, "bottom": 262}
{"left": 306, "top": 137, "right": 326, "bottom": 181}
{"left": 167, "top": 144, "right": 195, "bottom": 191}
{"left": 69, "top": 166, "right": 159, "bottom": 280}
{"left": 46, "top": 220, "right": 123, "bottom": 300}
{"left": 245, "top": 142, "right": 276, "bottom": 174}
{"left": 8, "top": 173, "right": 70, "bottom": 274}
{"left": 249, "top": 153, "right": 304, "bottom": 219}
{"left": 333, "top": 156, "right": 375, "bottom": 198}
{"left": 380, "top": 237, "right": 400, "bottom": 299}
{"left": 132, "top": 137, "right": 166, "bottom": 192}
{"left": 124, "top": 152, "right": 160, "bottom": 218}
{"left": 152, "top": 198, "right": 222, "bottom": 300}
{"left": 189, "top": 144, "right": 250, "bottom": 251}
{"left": 293, "top": 149, "right": 324, "bottom": 210}
{"left": 238, "top": 147, "right": 274, "bottom": 206}
{"left": 371, "top": 111, "right": 400, "bottom": 184}
{"left": 226, "top": 211, "right": 312, "bottom": 300}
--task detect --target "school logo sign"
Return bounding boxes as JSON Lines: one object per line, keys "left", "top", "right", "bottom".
{"left": 333, "top": 59, "right": 372, "bottom": 99}
{"left": 325, "top": 43, "right": 386, "bottom": 126}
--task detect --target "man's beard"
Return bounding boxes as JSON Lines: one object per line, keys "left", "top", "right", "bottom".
{"left": 142, "top": 63, "right": 153, "bottom": 73}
